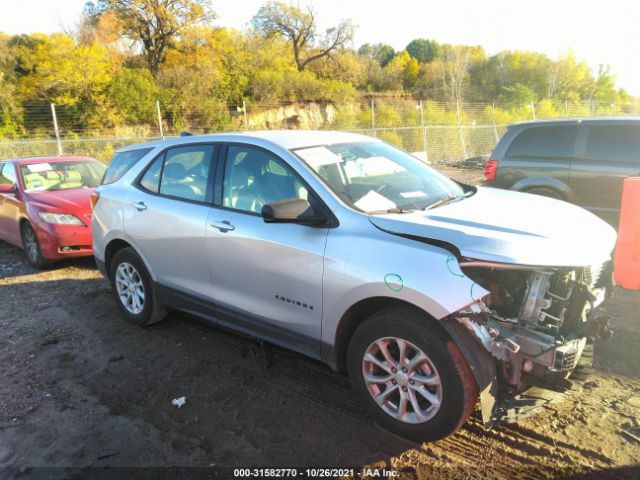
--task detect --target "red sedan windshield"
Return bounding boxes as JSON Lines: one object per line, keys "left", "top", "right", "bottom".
{"left": 20, "top": 161, "right": 107, "bottom": 192}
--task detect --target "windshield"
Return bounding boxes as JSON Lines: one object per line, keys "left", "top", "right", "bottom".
{"left": 20, "top": 161, "right": 107, "bottom": 192}
{"left": 294, "top": 142, "right": 465, "bottom": 213}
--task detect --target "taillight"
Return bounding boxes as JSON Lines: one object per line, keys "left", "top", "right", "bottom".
{"left": 90, "top": 192, "right": 100, "bottom": 211}
{"left": 484, "top": 159, "right": 498, "bottom": 181}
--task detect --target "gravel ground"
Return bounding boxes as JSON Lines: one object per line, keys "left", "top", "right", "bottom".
{"left": 0, "top": 167, "right": 639, "bottom": 480}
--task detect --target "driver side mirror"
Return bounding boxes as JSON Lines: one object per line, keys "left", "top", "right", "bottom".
{"left": 0, "top": 183, "right": 16, "bottom": 194}
{"left": 262, "top": 198, "right": 329, "bottom": 227}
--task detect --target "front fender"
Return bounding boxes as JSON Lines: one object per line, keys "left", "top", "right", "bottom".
{"left": 322, "top": 223, "right": 489, "bottom": 347}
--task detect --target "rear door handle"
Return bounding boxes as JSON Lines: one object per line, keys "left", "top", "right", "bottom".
{"left": 131, "top": 201, "right": 147, "bottom": 211}
{"left": 209, "top": 220, "right": 235, "bottom": 232}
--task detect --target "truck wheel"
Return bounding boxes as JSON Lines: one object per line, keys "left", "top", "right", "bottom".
{"left": 109, "top": 247, "right": 167, "bottom": 326}
{"left": 347, "top": 307, "right": 478, "bottom": 442}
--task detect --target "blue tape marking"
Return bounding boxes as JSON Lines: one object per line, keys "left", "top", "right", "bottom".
{"left": 445, "top": 256, "right": 465, "bottom": 278}
{"left": 384, "top": 273, "right": 403, "bottom": 292}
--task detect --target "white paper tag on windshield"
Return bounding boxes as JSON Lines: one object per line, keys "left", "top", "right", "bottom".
{"left": 400, "top": 191, "right": 427, "bottom": 199}
{"left": 354, "top": 190, "right": 397, "bottom": 212}
{"left": 26, "top": 163, "right": 53, "bottom": 173}
{"left": 296, "top": 147, "right": 342, "bottom": 169}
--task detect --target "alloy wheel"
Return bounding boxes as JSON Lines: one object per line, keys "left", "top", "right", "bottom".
{"left": 362, "top": 336, "right": 442, "bottom": 424}
{"left": 115, "top": 262, "right": 145, "bottom": 315}
{"left": 23, "top": 226, "right": 39, "bottom": 263}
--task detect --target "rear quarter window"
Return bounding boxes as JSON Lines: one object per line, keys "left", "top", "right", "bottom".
{"left": 507, "top": 125, "right": 577, "bottom": 159}
{"left": 102, "top": 148, "right": 153, "bottom": 185}
{"left": 586, "top": 124, "right": 640, "bottom": 163}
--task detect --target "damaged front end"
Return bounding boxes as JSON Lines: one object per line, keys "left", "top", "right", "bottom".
{"left": 451, "top": 258, "right": 614, "bottom": 423}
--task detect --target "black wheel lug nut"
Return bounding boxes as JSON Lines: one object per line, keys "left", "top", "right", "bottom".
{"left": 392, "top": 379, "right": 397, "bottom": 385}
{"left": 402, "top": 386, "right": 408, "bottom": 392}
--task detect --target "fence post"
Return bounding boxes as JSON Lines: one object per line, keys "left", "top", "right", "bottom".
{"left": 371, "top": 98, "right": 376, "bottom": 137}
{"left": 565, "top": 100, "right": 568, "bottom": 116}
{"left": 156, "top": 100, "right": 164, "bottom": 139}
{"left": 530, "top": 102, "right": 536, "bottom": 119}
{"left": 491, "top": 102, "right": 499, "bottom": 142}
{"left": 419, "top": 100, "right": 428, "bottom": 162}
{"left": 242, "top": 99, "right": 248, "bottom": 131}
{"left": 50, "top": 103, "right": 62, "bottom": 156}
{"left": 456, "top": 100, "right": 467, "bottom": 159}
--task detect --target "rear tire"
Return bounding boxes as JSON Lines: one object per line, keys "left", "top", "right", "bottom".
{"left": 527, "top": 187, "right": 563, "bottom": 200}
{"left": 347, "top": 307, "right": 478, "bottom": 442}
{"left": 109, "top": 247, "right": 167, "bottom": 326}
{"left": 21, "top": 222, "right": 47, "bottom": 269}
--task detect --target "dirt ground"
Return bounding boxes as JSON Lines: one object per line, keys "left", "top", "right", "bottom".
{"left": 1, "top": 167, "right": 639, "bottom": 479}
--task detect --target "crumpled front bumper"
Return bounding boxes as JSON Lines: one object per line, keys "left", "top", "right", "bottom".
{"left": 444, "top": 300, "right": 611, "bottom": 425}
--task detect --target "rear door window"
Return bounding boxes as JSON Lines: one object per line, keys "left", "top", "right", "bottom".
{"left": 158, "top": 145, "right": 216, "bottom": 203}
{"left": 507, "top": 125, "right": 577, "bottom": 159}
{"left": 102, "top": 148, "right": 153, "bottom": 185}
{"left": 585, "top": 124, "right": 640, "bottom": 164}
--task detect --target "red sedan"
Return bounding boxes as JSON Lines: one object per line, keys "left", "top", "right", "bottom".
{"left": 0, "top": 156, "right": 106, "bottom": 267}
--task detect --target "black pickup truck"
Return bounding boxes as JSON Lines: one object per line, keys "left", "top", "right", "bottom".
{"left": 484, "top": 117, "right": 640, "bottom": 225}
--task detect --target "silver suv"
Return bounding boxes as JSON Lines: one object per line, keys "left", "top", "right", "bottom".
{"left": 92, "top": 131, "right": 616, "bottom": 441}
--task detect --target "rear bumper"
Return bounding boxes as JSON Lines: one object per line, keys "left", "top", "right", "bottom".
{"left": 34, "top": 222, "right": 93, "bottom": 260}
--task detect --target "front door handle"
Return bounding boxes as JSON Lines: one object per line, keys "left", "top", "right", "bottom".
{"left": 209, "top": 220, "right": 235, "bottom": 232}
{"left": 131, "top": 201, "right": 147, "bottom": 211}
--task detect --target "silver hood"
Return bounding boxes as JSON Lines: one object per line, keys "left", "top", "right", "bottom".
{"left": 369, "top": 187, "right": 617, "bottom": 267}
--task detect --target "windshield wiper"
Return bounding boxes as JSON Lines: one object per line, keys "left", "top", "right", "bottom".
{"left": 424, "top": 192, "right": 470, "bottom": 210}
{"left": 368, "top": 208, "right": 414, "bottom": 215}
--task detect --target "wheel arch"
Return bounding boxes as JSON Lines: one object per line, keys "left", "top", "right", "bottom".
{"left": 511, "top": 176, "right": 575, "bottom": 202}
{"left": 329, "top": 296, "right": 449, "bottom": 372}
{"left": 18, "top": 216, "right": 31, "bottom": 236}
{"left": 104, "top": 238, "right": 134, "bottom": 278}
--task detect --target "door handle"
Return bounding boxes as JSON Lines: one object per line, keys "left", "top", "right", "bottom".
{"left": 131, "top": 201, "right": 147, "bottom": 211}
{"left": 209, "top": 220, "right": 235, "bottom": 232}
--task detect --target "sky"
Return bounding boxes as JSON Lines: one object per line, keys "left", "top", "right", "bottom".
{"left": 2, "top": 0, "right": 640, "bottom": 94}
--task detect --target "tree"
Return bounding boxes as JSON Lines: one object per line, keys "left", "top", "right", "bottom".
{"left": 405, "top": 38, "right": 440, "bottom": 64}
{"left": 85, "top": 0, "right": 215, "bottom": 76}
{"left": 384, "top": 51, "right": 419, "bottom": 90}
{"left": 251, "top": 1, "right": 354, "bottom": 72}
{"left": 547, "top": 51, "right": 594, "bottom": 102}
{"left": 502, "top": 83, "right": 537, "bottom": 104}
{"left": 592, "top": 65, "right": 618, "bottom": 104}
{"left": 437, "top": 45, "right": 473, "bottom": 106}
{"left": 358, "top": 43, "right": 395, "bottom": 67}
{"left": 109, "top": 67, "right": 158, "bottom": 123}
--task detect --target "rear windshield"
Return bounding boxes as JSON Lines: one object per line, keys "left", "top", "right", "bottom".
{"left": 102, "top": 148, "right": 153, "bottom": 185}
{"left": 507, "top": 125, "right": 577, "bottom": 159}
{"left": 20, "top": 161, "right": 106, "bottom": 192}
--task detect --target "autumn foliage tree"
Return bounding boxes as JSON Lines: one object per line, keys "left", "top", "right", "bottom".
{"left": 85, "top": 0, "right": 215, "bottom": 76}
{"left": 251, "top": 1, "right": 354, "bottom": 72}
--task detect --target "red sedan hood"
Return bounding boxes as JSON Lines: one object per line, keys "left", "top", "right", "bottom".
{"left": 26, "top": 188, "right": 95, "bottom": 217}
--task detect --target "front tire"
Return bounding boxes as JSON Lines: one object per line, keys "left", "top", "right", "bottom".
{"left": 109, "top": 247, "right": 167, "bottom": 326}
{"left": 347, "top": 307, "right": 478, "bottom": 442}
{"left": 21, "top": 222, "right": 47, "bottom": 269}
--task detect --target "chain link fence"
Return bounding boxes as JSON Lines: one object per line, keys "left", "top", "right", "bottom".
{"left": 0, "top": 98, "right": 636, "bottom": 164}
